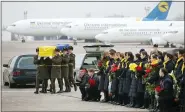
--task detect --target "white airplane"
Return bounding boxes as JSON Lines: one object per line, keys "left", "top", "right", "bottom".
{"left": 6, "top": 0, "right": 172, "bottom": 37}
{"left": 94, "top": 26, "right": 183, "bottom": 47}
{"left": 61, "top": 21, "right": 183, "bottom": 40}
{"left": 161, "top": 27, "right": 184, "bottom": 45}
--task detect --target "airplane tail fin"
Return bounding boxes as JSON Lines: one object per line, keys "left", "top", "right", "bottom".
{"left": 143, "top": 0, "right": 172, "bottom": 20}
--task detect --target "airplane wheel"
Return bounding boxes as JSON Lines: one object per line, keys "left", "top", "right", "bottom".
{"left": 164, "top": 43, "right": 170, "bottom": 48}
{"left": 171, "top": 44, "right": 176, "bottom": 48}
{"left": 73, "top": 41, "right": 77, "bottom": 45}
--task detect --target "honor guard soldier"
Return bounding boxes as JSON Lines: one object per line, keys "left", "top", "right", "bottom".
{"left": 51, "top": 48, "right": 62, "bottom": 94}
{"left": 33, "top": 48, "right": 41, "bottom": 94}
{"left": 34, "top": 48, "right": 50, "bottom": 94}
{"left": 68, "top": 46, "right": 77, "bottom": 91}
{"left": 61, "top": 47, "right": 71, "bottom": 92}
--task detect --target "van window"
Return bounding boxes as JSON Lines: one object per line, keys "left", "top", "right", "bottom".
{"left": 82, "top": 56, "right": 100, "bottom": 69}
{"left": 83, "top": 57, "right": 98, "bottom": 65}
{"left": 17, "top": 56, "right": 36, "bottom": 69}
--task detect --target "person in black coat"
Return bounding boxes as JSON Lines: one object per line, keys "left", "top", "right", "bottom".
{"left": 127, "top": 53, "right": 141, "bottom": 107}
{"left": 79, "top": 69, "right": 89, "bottom": 100}
{"left": 98, "top": 52, "right": 110, "bottom": 102}
{"left": 158, "top": 68, "right": 174, "bottom": 112}
{"left": 121, "top": 52, "right": 134, "bottom": 106}
{"left": 174, "top": 49, "right": 185, "bottom": 81}
{"left": 109, "top": 52, "right": 121, "bottom": 105}
{"left": 163, "top": 53, "right": 175, "bottom": 74}
{"left": 84, "top": 68, "right": 100, "bottom": 101}
{"left": 179, "top": 65, "right": 185, "bottom": 112}
{"left": 137, "top": 51, "right": 148, "bottom": 109}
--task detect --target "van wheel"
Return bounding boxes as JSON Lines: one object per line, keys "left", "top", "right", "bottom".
{"left": 9, "top": 82, "right": 16, "bottom": 88}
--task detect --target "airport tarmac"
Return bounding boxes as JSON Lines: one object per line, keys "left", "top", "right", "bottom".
{"left": 1, "top": 41, "right": 175, "bottom": 111}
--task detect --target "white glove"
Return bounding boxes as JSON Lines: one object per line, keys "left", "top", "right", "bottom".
{"left": 49, "top": 56, "right": 52, "bottom": 59}
{"left": 44, "top": 57, "right": 46, "bottom": 60}
{"left": 38, "top": 56, "right": 40, "bottom": 60}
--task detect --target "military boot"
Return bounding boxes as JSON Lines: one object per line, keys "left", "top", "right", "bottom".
{"left": 34, "top": 90, "right": 39, "bottom": 94}
{"left": 74, "top": 84, "right": 77, "bottom": 91}
{"left": 64, "top": 86, "right": 70, "bottom": 92}
{"left": 68, "top": 86, "right": 71, "bottom": 92}
{"left": 57, "top": 88, "right": 63, "bottom": 93}
{"left": 51, "top": 88, "right": 56, "bottom": 94}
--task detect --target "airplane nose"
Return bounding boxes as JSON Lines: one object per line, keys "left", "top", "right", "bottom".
{"left": 6, "top": 26, "right": 12, "bottom": 32}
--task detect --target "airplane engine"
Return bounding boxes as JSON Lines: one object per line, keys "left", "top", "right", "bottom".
{"left": 151, "top": 37, "right": 168, "bottom": 46}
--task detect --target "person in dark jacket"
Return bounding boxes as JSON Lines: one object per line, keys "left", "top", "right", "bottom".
{"left": 84, "top": 68, "right": 100, "bottom": 101}
{"left": 139, "top": 51, "right": 149, "bottom": 109}
{"left": 127, "top": 53, "right": 142, "bottom": 107}
{"left": 158, "top": 68, "right": 174, "bottom": 112}
{"left": 61, "top": 47, "right": 71, "bottom": 92}
{"left": 34, "top": 48, "right": 42, "bottom": 94}
{"left": 79, "top": 69, "right": 89, "bottom": 100}
{"left": 179, "top": 54, "right": 185, "bottom": 112}
{"left": 121, "top": 52, "right": 134, "bottom": 106}
{"left": 51, "top": 48, "right": 62, "bottom": 94}
{"left": 101, "top": 49, "right": 116, "bottom": 103}
{"left": 68, "top": 46, "right": 77, "bottom": 91}
{"left": 174, "top": 49, "right": 184, "bottom": 81}
{"left": 163, "top": 53, "right": 175, "bottom": 74}
{"left": 34, "top": 48, "right": 50, "bottom": 94}
{"left": 98, "top": 51, "right": 110, "bottom": 102}
{"left": 111, "top": 52, "right": 121, "bottom": 105}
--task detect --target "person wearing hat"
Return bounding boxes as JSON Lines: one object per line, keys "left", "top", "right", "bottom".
{"left": 68, "top": 46, "right": 77, "bottom": 91}
{"left": 34, "top": 47, "right": 50, "bottom": 94}
{"left": 139, "top": 49, "right": 145, "bottom": 54}
{"left": 33, "top": 48, "right": 42, "bottom": 94}
{"left": 60, "top": 47, "right": 71, "bottom": 92}
{"left": 50, "top": 48, "right": 62, "bottom": 94}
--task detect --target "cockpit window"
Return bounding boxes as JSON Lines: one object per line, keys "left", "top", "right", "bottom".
{"left": 11, "top": 24, "right": 16, "bottom": 27}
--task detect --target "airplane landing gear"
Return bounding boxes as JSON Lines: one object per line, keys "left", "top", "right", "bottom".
{"left": 73, "top": 40, "right": 77, "bottom": 45}
{"left": 171, "top": 44, "right": 176, "bottom": 48}
{"left": 164, "top": 42, "right": 170, "bottom": 48}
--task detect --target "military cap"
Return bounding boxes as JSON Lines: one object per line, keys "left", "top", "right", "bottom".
{"left": 139, "top": 48, "right": 145, "bottom": 53}
{"left": 36, "top": 47, "right": 39, "bottom": 52}
{"left": 68, "top": 46, "right": 73, "bottom": 50}
{"left": 55, "top": 48, "right": 60, "bottom": 52}
{"left": 62, "top": 47, "right": 68, "bottom": 51}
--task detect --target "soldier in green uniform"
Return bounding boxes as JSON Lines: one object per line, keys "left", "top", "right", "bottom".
{"left": 34, "top": 48, "right": 50, "bottom": 94}
{"left": 33, "top": 48, "right": 41, "bottom": 94}
{"left": 68, "top": 46, "right": 77, "bottom": 91}
{"left": 61, "top": 47, "right": 71, "bottom": 92}
{"left": 51, "top": 48, "right": 62, "bottom": 94}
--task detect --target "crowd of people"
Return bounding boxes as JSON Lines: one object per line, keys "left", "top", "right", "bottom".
{"left": 33, "top": 46, "right": 77, "bottom": 94}
{"left": 78, "top": 45, "right": 185, "bottom": 112}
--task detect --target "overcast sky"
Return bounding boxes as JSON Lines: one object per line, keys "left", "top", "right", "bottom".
{"left": 2, "top": 1, "right": 184, "bottom": 26}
